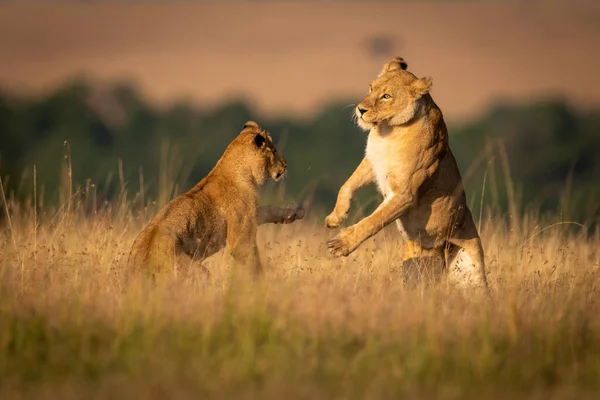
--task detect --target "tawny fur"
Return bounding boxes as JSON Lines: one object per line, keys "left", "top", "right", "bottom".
{"left": 325, "top": 57, "right": 487, "bottom": 289}
{"left": 128, "top": 121, "right": 304, "bottom": 276}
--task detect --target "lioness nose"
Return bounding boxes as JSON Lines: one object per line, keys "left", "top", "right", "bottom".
{"left": 358, "top": 106, "right": 368, "bottom": 116}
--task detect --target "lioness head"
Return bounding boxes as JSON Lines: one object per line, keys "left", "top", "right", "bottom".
{"left": 238, "top": 121, "right": 287, "bottom": 184}
{"left": 355, "top": 56, "right": 433, "bottom": 131}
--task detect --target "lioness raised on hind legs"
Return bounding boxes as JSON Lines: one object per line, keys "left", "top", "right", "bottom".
{"left": 325, "top": 57, "right": 487, "bottom": 289}
{"left": 128, "top": 121, "right": 304, "bottom": 276}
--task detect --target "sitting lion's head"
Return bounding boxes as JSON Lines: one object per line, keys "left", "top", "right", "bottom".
{"left": 237, "top": 121, "right": 287, "bottom": 184}
{"left": 355, "top": 57, "right": 433, "bottom": 131}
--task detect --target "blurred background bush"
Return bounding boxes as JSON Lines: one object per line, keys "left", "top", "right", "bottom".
{"left": 0, "top": 1, "right": 599, "bottom": 225}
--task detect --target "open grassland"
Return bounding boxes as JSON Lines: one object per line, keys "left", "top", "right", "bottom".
{"left": 0, "top": 192, "right": 599, "bottom": 399}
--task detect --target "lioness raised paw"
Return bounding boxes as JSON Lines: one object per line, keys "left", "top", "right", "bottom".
{"left": 327, "top": 226, "right": 360, "bottom": 257}
{"left": 325, "top": 211, "right": 348, "bottom": 229}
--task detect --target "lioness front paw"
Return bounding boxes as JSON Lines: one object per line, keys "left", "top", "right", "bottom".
{"left": 325, "top": 211, "right": 347, "bottom": 229}
{"left": 284, "top": 206, "right": 305, "bottom": 224}
{"left": 327, "top": 226, "right": 360, "bottom": 257}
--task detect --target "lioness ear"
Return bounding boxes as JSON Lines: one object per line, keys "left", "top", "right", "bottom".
{"left": 254, "top": 133, "right": 266, "bottom": 148}
{"left": 411, "top": 77, "right": 433, "bottom": 97}
{"left": 244, "top": 121, "right": 260, "bottom": 130}
{"left": 379, "top": 56, "right": 408, "bottom": 77}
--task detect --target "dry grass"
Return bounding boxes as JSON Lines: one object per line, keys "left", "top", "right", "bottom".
{"left": 0, "top": 183, "right": 599, "bottom": 399}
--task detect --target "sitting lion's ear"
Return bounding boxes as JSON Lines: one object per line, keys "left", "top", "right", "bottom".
{"left": 379, "top": 57, "right": 408, "bottom": 76}
{"left": 411, "top": 77, "right": 433, "bottom": 98}
{"left": 254, "top": 133, "right": 266, "bottom": 148}
{"left": 244, "top": 121, "right": 260, "bottom": 130}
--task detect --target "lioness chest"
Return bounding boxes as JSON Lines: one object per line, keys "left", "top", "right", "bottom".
{"left": 365, "top": 128, "right": 406, "bottom": 198}
{"left": 365, "top": 127, "right": 457, "bottom": 247}
{"left": 366, "top": 127, "right": 430, "bottom": 241}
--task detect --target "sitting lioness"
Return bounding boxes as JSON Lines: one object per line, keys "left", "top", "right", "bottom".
{"left": 128, "top": 121, "right": 304, "bottom": 276}
{"left": 325, "top": 57, "right": 487, "bottom": 288}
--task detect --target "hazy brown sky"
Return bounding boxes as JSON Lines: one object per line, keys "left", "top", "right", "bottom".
{"left": 1, "top": 1, "right": 599, "bottom": 122}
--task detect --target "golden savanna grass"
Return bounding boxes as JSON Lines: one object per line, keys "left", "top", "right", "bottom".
{"left": 0, "top": 169, "right": 599, "bottom": 399}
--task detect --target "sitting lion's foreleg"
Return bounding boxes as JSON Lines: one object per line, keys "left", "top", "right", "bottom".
{"left": 230, "top": 242, "right": 263, "bottom": 276}
{"left": 328, "top": 192, "right": 412, "bottom": 257}
{"left": 226, "top": 222, "right": 263, "bottom": 276}
{"left": 258, "top": 205, "right": 305, "bottom": 225}
{"left": 325, "top": 157, "right": 375, "bottom": 228}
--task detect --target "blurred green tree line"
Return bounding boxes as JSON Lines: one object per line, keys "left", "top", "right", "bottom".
{"left": 0, "top": 78, "right": 598, "bottom": 225}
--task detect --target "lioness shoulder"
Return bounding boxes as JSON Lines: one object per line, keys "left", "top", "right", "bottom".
{"left": 128, "top": 121, "right": 304, "bottom": 276}
{"left": 325, "top": 57, "right": 487, "bottom": 289}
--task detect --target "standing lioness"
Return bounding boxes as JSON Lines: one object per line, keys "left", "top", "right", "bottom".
{"left": 128, "top": 121, "right": 304, "bottom": 276}
{"left": 326, "top": 57, "right": 487, "bottom": 288}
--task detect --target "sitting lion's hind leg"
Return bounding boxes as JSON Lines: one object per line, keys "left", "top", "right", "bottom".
{"left": 177, "top": 251, "right": 212, "bottom": 280}
{"left": 148, "top": 239, "right": 178, "bottom": 280}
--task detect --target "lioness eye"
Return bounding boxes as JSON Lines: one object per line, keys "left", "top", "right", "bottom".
{"left": 382, "top": 94, "right": 391, "bottom": 99}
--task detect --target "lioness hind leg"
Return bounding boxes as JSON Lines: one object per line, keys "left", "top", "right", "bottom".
{"left": 444, "top": 204, "right": 488, "bottom": 290}
{"left": 444, "top": 242, "right": 488, "bottom": 300}
{"left": 445, "top": 238, "right": 488, "bottom": 290}
{"left": 401, "top": 240, "right": 445, "bottom": 288}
